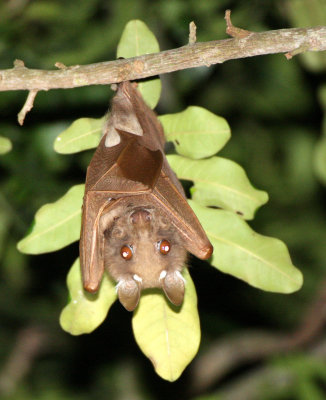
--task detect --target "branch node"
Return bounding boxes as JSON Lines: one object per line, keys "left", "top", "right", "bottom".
{"left": 189, "top": 21, "right": 197, "bottom": 45}
{"left": 13, "top": 59, "right": 25, "bottom": 69}
{"left": 225, "top": 9, "right": 251, "bottom": 39}
{"left": 55, "top": 62, "right": 67, "bottom": 69}
{"left": 17, "top": 90, "right": 38, "bottom": 126}
{"left": 285, "top": 44, "right": 309, "bottom": 59}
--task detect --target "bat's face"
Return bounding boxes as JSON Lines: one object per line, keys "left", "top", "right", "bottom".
{"left": 102, "top": 204, "right": 187, "bottom": 311}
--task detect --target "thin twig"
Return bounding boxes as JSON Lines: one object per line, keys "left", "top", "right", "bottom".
{"left": 188, "top": 21, "right": 197, "bottom": 45}
{"left": 54, "top": 62, "right": 67, "bottom": 70}
{"left": 285, "top": 43, "right": 310, "bottom": 59}
{"left": 17, "top": 90, "right": 38, "bottom": 125}
{"left": 225, "top": 9, "right": 251, "bottom": 38}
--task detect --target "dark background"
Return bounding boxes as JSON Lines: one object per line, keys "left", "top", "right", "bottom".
{"left": 1, "top": 1, "right": 326, "bottom": 399}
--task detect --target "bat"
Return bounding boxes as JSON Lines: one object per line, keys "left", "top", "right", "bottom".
{"left": 80, "top": 81, "right": 213, "bottom": 311}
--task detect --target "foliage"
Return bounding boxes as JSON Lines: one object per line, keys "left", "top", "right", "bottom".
{"left": 16, "top": 19, "right": 302, "bottom": 383}
{"left": 60, "top": 258, "right": 117, "bottom": 335}
{"left": 117, "top": 20, "right": 161, "bottom": 108}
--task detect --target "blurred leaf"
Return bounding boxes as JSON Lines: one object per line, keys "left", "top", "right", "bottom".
{"left": 0, "top": 135, "right": 12, "bottom": 154}
{"left": 34, "top": 122, "right": 71, "bottom": 173}
{"left": 282, "top": 130, "right": 317, "bottom": 201}
{"left": 17, "top": 184, "right": 84, "bottom": 254}
{"left": 297, "top": 380, "right": 326, "bottom": 400}
{"left": 286, "top": 0, "right": 326, "bottom": 72}
{"left": 60, "top": 258, "right": 117, "bottom": 335}
{"left": 319, "top": 85, "right": 326, "bottom": 112}
{"left": 25, "top": 1, "right": 63, "bottom": 21}
{"left": 132, "top": 269, "right": 200, "bottom": 381}
{"left": 54, "top": 117, "right": 104, "bottom": 154}
{"left": 313, "top": 135, "right": 326, "bottom": 185}
{"left": 0, "top": 206, "right": 10, "bottom": 259}
{"left": 2, "top": 239, "right": 28, "bottom": 291}
{"left": 117, "top": 19, "right": 161, "bottom": 108}
{"left": 168, "top": 155, "right": 268, "bottom": 219}
{"left": 190, "top": 201, "right": 303, "bottom": 293}
{"left": 160, "top": 106, "right": 230, "bottom": 159}
{"left": 273, "top": 355, "right": 326, "bottom": 400}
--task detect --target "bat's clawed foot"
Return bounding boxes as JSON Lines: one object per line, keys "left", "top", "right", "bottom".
{"left": 116, "top": 277, "right": 141, "bottom": 311}
{"left": 160, "top": 270, "right": 185, "bottom": 306}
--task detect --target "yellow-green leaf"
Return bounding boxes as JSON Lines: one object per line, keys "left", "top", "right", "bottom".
{"left": 117, "top": 19, "right": 161, "bottom": 108}
{"left": 132, "top": 269, "right": 200, "bottom": 381}
{"left": 160, "top": 106, "right": 231, "bottom": 159}
{"left": 17, "top": 184, "right": 84, "bottom": 254}
{"left": 167, "top": 155, "right": 268, "bottom": 220}
{"left": 190, "top": 201, "right": 303, "bottom": 293}
{"left": 60, "top": 258, "right": 117, "bottom": 335}
{"left": 54, "top": 117, "right": 104, "bottom": 154}
{"left": 0, "top": 136, "right": 12, "bottom": 154}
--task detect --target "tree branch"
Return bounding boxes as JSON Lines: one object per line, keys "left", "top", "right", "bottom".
{"left": 1, "top": 23, "right": 326, "bottom": 92}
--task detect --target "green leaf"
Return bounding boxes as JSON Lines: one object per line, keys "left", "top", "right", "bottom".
{"left": 0, "top": 136, "right": 12, "bottom": 154}
{"left": 167, "top": 155, "right": 268, "bottom": 220}
{"left": 17, "top": 184, "right": 84, "bottom": 254}
{"left": 117, "top": 19, "right": 161, "bottom": 109}
{"left": 60, "top": 258, "right": 117, "bottom": 335}
{"left": 54, "top": 117, "right": 104, "bottom": 154}
{"left": 189, "top": 201, "right": 303, "bottom": 293}
{"left": 159, "top": 106, "right": 231, "bottom": 159}
{"left": 134, "top": 79, "right": 161, "bottom": 109}
{"left": 132, "top": 269, "right": 200, "bottom": 382}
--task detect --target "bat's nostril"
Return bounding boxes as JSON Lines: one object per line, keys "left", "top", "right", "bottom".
{"left": 131, "top": 210, "right": 151, "bottom": 224}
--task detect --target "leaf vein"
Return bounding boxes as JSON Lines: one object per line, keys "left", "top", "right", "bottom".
{"left": 208, "top": 232, "right": 298, "bottom": 283}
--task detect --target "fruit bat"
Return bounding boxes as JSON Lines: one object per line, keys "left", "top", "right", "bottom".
{"left": 80, "top": 81, "right": 213, "bottom": 311}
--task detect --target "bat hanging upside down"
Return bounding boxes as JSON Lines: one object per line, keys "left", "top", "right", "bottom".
{"left": 80, "top": 81, "right": 213, "bottom": 311}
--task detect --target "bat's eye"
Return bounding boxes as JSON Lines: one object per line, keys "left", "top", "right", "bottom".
{"left": 158, "top": 239, "right": 170, "bottom": 255}
{"left": 120, "top": 245, "right": 133, "bottom": 260}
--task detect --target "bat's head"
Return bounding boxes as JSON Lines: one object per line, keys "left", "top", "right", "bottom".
{"left": 102, "top": 204, "right": 187, "bottom": 311}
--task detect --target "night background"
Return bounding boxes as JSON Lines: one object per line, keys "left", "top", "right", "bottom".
{"left": 1, "top": 1, "right": 326, "bottom": 399}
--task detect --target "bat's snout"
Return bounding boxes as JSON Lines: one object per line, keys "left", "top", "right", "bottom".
{"left": 130, "top": 209, "right": 151, "bottom": 225}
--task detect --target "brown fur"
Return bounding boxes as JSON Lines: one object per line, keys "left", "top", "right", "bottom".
{"left": 104, "top": 203, "right": 187, "bottom": 290}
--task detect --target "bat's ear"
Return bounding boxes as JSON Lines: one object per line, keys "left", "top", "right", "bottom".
{"left": 162, "top": 271, "right": 185, "bottom": 306}
{"left": 117, "top": 278, "right": 141, "bottom": 311}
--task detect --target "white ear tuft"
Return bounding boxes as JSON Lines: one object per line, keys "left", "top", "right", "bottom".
{"left": 133, "top": 274, "right": 142, "bottom": 283}
{"left": 159, "top": 270, "right": 167, "bottom": 280}
{"left": 175, "top": 271, "right": 186, "bottom": 284}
